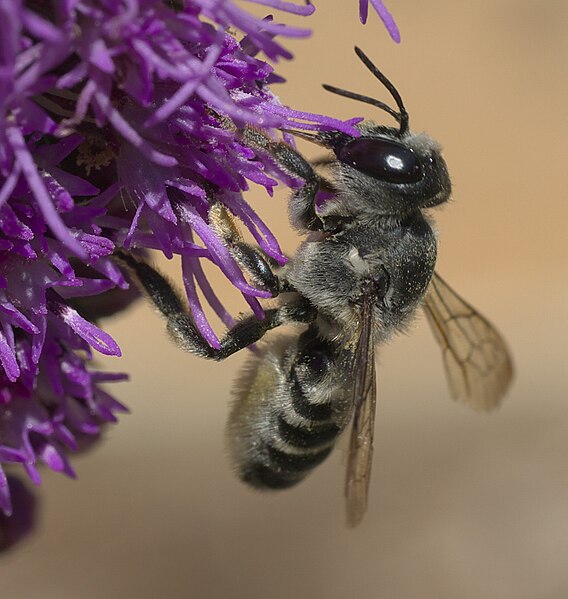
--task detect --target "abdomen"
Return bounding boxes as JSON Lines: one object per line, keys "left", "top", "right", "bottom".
{"left": 227, "top": 327, "right": 353, "bottom": 489}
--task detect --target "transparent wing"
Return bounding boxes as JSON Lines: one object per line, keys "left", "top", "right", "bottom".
{"left": 345, "top": 291, "right": 377, "bottom": 527}
{"left": 423, "top": 272, "right": 513, "bottom": 411}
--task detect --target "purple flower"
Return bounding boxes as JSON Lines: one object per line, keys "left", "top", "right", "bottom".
{"left": 359, "top": 0, "right": 400, "bottom": 43}
{"left": 0, "top": 1, "right": 398, "bottom": 518}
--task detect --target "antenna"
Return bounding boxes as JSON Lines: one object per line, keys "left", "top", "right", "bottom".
{"left": 322, "top": 47, "right": 409, "bottom": 136}
{"left": 321, "top": 85, "right": 402, "bottom": 124}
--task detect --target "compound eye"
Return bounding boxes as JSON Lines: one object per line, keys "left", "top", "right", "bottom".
{"left": 337, "top": 137, "right": 423, "bottom": 184}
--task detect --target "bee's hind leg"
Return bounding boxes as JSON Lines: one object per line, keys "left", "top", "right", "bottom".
{"left": 114, "top": 251, "right": 316, "bottom": 361}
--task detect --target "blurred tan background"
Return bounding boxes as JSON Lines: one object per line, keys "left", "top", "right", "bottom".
{"left": 3, "top": 1, "right": 568, "bottom": 597}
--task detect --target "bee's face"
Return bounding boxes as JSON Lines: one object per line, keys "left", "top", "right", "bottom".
{"left": 320, "top": 123, "right": 452, "bottom": 216}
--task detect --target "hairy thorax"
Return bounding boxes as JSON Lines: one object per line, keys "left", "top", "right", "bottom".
{"left": 285, "top": 212, "right": 438, "bottom": 340}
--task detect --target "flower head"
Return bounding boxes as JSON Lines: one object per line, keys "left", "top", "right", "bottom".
{"left": 0, "top": 0, "right": 398, "bottom": 517}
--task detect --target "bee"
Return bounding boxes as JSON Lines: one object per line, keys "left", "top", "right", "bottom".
{"left": 116, "top": 48, "right": 513, "bottom": 526}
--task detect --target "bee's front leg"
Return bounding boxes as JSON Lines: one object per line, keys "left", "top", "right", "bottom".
{"left": 239, "top": 128, "right": 329, "bottom": 232}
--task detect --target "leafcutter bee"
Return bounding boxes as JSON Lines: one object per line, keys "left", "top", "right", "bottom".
{"left": 117, "top": 48, "right": 513, "bottom": 526}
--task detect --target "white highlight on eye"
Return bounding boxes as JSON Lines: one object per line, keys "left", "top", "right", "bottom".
{"left": 386, "top": 155, "right": 404, "bottom": 171}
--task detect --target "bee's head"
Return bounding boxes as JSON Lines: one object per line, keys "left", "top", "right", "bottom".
{"left": 316, "top": 48, "right": 451, "bottom": 215}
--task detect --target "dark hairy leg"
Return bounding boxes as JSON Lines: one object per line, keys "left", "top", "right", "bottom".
{"left": 114, "top": 251, "right": 317, "bottom": 360}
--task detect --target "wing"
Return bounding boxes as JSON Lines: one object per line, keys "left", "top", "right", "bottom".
{"left": 344, "top": 289, "right": 377, "bottom": 527}
{"left": 423, "top": 272, "right": 513, "bottom": 411}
